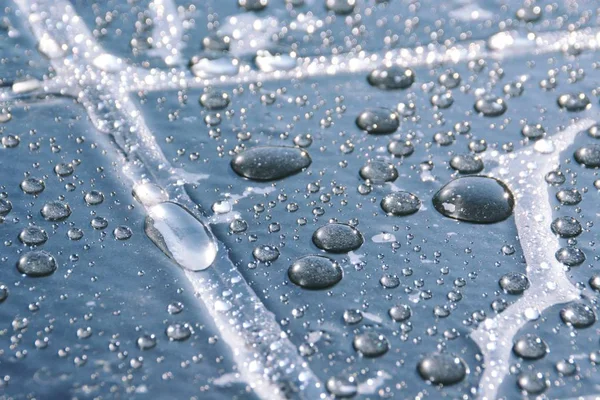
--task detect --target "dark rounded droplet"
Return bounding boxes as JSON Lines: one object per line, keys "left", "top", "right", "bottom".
{"left": 380, "top": 274, "right": 400, "bottom": 289}
{"left": 356, "top": 108, "right": 399, "bottom": 134}
{"left": 556, "top": 188, "right": 581, "bottom": 205}
{"left": 469, "top": 140, "right": 487, "bottom": 153}
{"left": 555, "top": 359, "right": 577, "bottom": 376}
{"left": 513, "top": 334, "right": 548, "bottom": 359}
{"left": 433, "top": 131, "right": 455, "bottom": 146}
{"left": 40, "top": 201, "right": 72, "bottom": 222}
{"left": 17, "top": 251, "right": 57, "bottom": 277}
{"left": 0, "top": 199, "right": 12, "bottom": 217}
{"left": 288, "top": 255, "right": 343, "bottom": 289}
{"left": 560, "top": 302, "right": 596, "bottom": 328}
{"left": 353, "top": 331, "right": 389, "bottom": 357}
{"left": 387, "top": 140, "right": 414, "bottom": 157}
{"left": 0, "top": 284, "right": 8, "bottom": 303}
{"left": 201, "top": 34, "right": 230, "bottom": 52}
{"left": 381, "top": 191, "right": 421, "bottom": 216}
{"left": 503, "top": 81, "right": 524, "bottom": 97}
{"left": 199, "top": 91, "right": 230, "bottom": 110}
{"left": 574, "top": 144, "right": 600, "bottom": 168}
{"left": 417, "top": 353, "right": 467, "bottom": 385}
{"left": 359, "top": 160, "right": 398, "bottom": 183}
{"left": 586, "top": 123, "right": 600, "bottom": 138}
{"left": 433, "top": 176, "right": 515, "bottom": 223}
{"left": 20, "top": 177, "right": 45, "bottom": 195}
{"left": 431, "top": 92, "right": 454, "bottom": 109}
{"left": 389, "top": 304, "right": 411, "bottom": 322}
{"left": 343, "top": 309, "right": 363, "bottom": 325}
{"left": 166, "top": 323, "right": 192, "bottom": 341}
{"left": 521, "top": 124, "right": 545, "bottom": 140}
{"left": 367, "top": 65, "right": 415, "bottom": 90}
{"left": 137, "top": 335, "right": 157, "bottom": 350}
{"left": 474, "top": 95, "right": 507, "bottom": 117}
{"left": 18, "top": 226, "right": 48, "bottom": 246}
{"left": 312, "top": 223, "right": 364, "bottom": 253}
{"left": 545, "top": 170, "right": 565, "bottom": 185}
{"left": 450, "top": 154, "right": 484, "bottom": 174}
{"left": 231, "top": 146, "right": 311, "bottom": 181}
{"left": 517, "top": 372, "right": 547, "bottom": 395}
{"left": 589, "top": 275, "right": 600, "bottom": 291}
{"left": 499, "top": 272, "right": 530, "bottom": 294}
{"left": 550, "top": 216, "right": 582, "bottom": 238}
{"left": 555, "top": 247, "right": 586, "bottom": 266}
{"left": 557, "top": 93, "right": 590, "bottom": 112}
{"left": 252, "top": 245, "right": 280, "bottom": 262}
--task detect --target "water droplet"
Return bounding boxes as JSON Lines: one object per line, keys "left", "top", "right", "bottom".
{"left": 513, "top": 335, "right": 548, "bottom": 359}
{"left": 145, "top": 202, "right": 218, "bottom": 271}
{"left": 137, "top": 335, "right": 157, "bottom": 350}
{"left": 166, "top": 323, "right": 192, "bottom": 341}
{"left": 20, "top": 177, "right": 45, "bottom": 195}
{"left": 367, "top": 65, "right": 415, "bottom": 90}
{"left": 517, "top": 372, "right": 548, "bottom": 394}
{"left": 431, "top": 92, "right": 454, "bottom": 109}
{"left": 380, "top": 274, "right": 400, "bottom": 289}
{"left": 381, "top": 192, "right": 421, "bottom": 216}
{"left": 0, "top": 199, "right": 12, "bottom": 217}
{"left": 557, "top": 93, "right": 590, "bottom": 112}
{"left": 84, "top": 190, "right": 105, "bottom": 205}
{"left": 560, "top": 302, "right": 596, "bottom": 328}
{"left": 387, "top": 140, "right": 414, "bottom": 157}
{"left": 18, "top": 226, "right": 48, "bottom": 246}
{"left": 133, "top": 183, "right": 169, "bottom": 207}
{"left": 550, "top": 216, "right": 582, "bottom": 238}
{"left": 555, "top": 247, "right": 585, "bottom": 266}
{"left": 326, "top": 375, "right": 357, "bottom": 398}
{"left": 574, "top": 144, "right": 600, "bottom": 168}
{"left": 353, "top": 331, "right": 389, "bottom": 357}
{"left": 199, "top": 90, "right": 230, "bottom": 110}
{"left": 2, "top": 135, "right": 20, "bottom": 148}
{"left": 343, "top": 309, "right": 363, "bottom": 325}
{"left": 499, "top": 272, "right": 530, "bottom": 295}
{"left": 433, "top": 176, "right": 514, "bottom": 223}
{"left": 474, "top": 95, "right": 507, "bottom": 117}
{"left": 545, "top": 170, "right": 565, "bottom": 185}
{"left": 516, "top": 5, "right": 542, "bottom": 22}
{"left": 67, "top": 228, "right": 84, "bottom": 241}
{"left": 54, "top": 163, "right": 74, "bottom": 177}
{"left": 252, "top": 244, "right": 280, "bottom": 262}
{"left": 238, "top": 0, "right": 268, "bottom": 11}
{"left": 255, "top": 48, "right": 296, "bottom": 72}
{"left": 389, "top": 304, "right": 411, "bottom": 322}
{"left": 356, "top": 108, "right": 399, "bottom": 134}
{"left": 113, "top": 226, "right": 133, "bottom": 240}
{"left": 325, "top": 0, "right": 356, "bottom": 15}
{"left": 417, "top": 353, "right": 467, "bottom": 385}
{"left": 556, "top": 188, "right": 581, "bottom": 205}
{"left": 0, "top": 285, "right": 8, "bottom": 303}
{"left": 438, "top": 70, "right": 461, "bottom": 89}
{"left": 231, "top": 146, "right": 311, "bottom": 181}
{"left": 449, "top": 154, "right": 484, "bottom": 174}
{"left": 40, "top": 201, "right": 72, "bottom": 222}
{"left": 17, "top": 251, "right": 57, "bottom": 277}
{"left": 555, "top": 359, "right": 577, "bottom": 376}
{"left": 91, "top": 216, "right": 109, "bottom": 230}
{"left": 288, "top": 255, "right": 343, "bottom": 289}
{"left": 312, "top": 223, "right": 363, "bottom": 253}
{"left": 521, "top": 124, "right": 545, "bottom": 140}
{"left": 359, "top": 160, "right": 398, "bottom": 183}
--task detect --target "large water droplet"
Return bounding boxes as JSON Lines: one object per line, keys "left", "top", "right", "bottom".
{"left": 17, "top": 251, "right": 57, "bottom": 277}
{"left": 560, "top": 302, "right": 596, "bottom": 328}
{"left": 574, "top": 144, "right": 600, "bottom": 168}
{"left": 356, "top": 108, "right": 399, "bottom": 134}
{"left": 474, "top": 95, "right": 507, "bottom": 117}
{"left": 499, "top": 272, "right": 530, "bottom": 294}
{"left": 288, "top": 255, "right": 343, "bottom": 289}
{"left": 359, "top": 160, "right": 398, "bottom": 183}
{"left": 557, "top": 93, "right": 590, "bottom": 112}
{"left": 40, "top": 201, "right": 72, "bottom": 222}
{"left": 433, "top": 176, "right": 514, "bottom": 223}
{"left": 513, "top": 334, "right": 547, "bottom": 360}
{"left": 417, "top": 353, "right": 467, "bottom": 385}
{"left": 199, "top": 90, "right": 230, "bottom": 110}
{"left": 381, "top": 192, "right": 421, "bottom": 216}
{"left": 145, "top": 202, "right": 218, "bottom": 271}
{"left": 19, "top": 226, "right": 48, "bottom": 246}
{"left": 367, "top": 65, "right": 415, "bottom": 90}
{"left": 312, "top": 223, "right": 363, "bottom": 253}
{"left": 353, "top": 331, "right": 389, "bottom": 357}
{"left": 231, "top": 146, "right": 311, "bottom": 181}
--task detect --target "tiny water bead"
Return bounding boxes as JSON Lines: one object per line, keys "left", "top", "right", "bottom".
{"left": 513, "top": 335, "right": 548, "bottom": 360}
{"left": 17, "top": 251, "right": 57, "bottom": 277}
{"left": 18, "top": 226, "right": 48, "bottom": 246}
{"left": 231, "top": 146, "right": 311, "bottom": 181}
{"left": 355, "top": 108, "right": 399, "bottom": 134}
{"left": 474, "top": 95, "right": 507, "bottom": 117}
{"left": 550, "top": 216, "right": 582, "bottom": 238}
{"left": 359, "top": 160, "right": 398, "bottom": 183}
{"left": 312, "top": 223, "right": 363, "bottom": 253}
{"left": 367, "top": 65, "right": 415, "bottom": 90}
{"left": 288, "top": 255, "right": 343, "bottom": 289}
{"left": 20, "top": 177, "right": 45, "bottom": 195}
{"left": 559, "top": 302, "right": 596, "bottom": 328}
{"left": 433, "top": 176, "right": 515, "bottom": 223}
{"left": 557, "top": 93, "right": 591, "bottom": 112}
{"left": 499, "top": 272, "right": 530, "bottom": 294}
{"left": 380, "top": 192, "right": 421, "bottom": 216}
{"left": 417, "top": 353, "right": 467, "bottom": 385}
{"left": 252, "top": 244, "right": 280, "bottom": 262}
{"left": 352, "top": 332, "right": 389, "bottom": 357}
{"left": 574, "top": 144, "right": 600, "bottom": 168}
{"left": 449, "top": 154, "right": 484, "bottom": 174}
{"left": 40, "top": 201, "right": 72, "bottom": 222}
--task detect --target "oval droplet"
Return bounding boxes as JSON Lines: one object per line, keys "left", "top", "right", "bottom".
{"left": 231, "top": 146, "right": 311, "bottom": 181}
{"left": 312, "top": 223, "right": 364, "bottom": 253}
{"left": 17, "top": 251, "right": 57, "bottom": 277}
{"left": 288, "top": 255, "right": 343, "bottom": 289}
